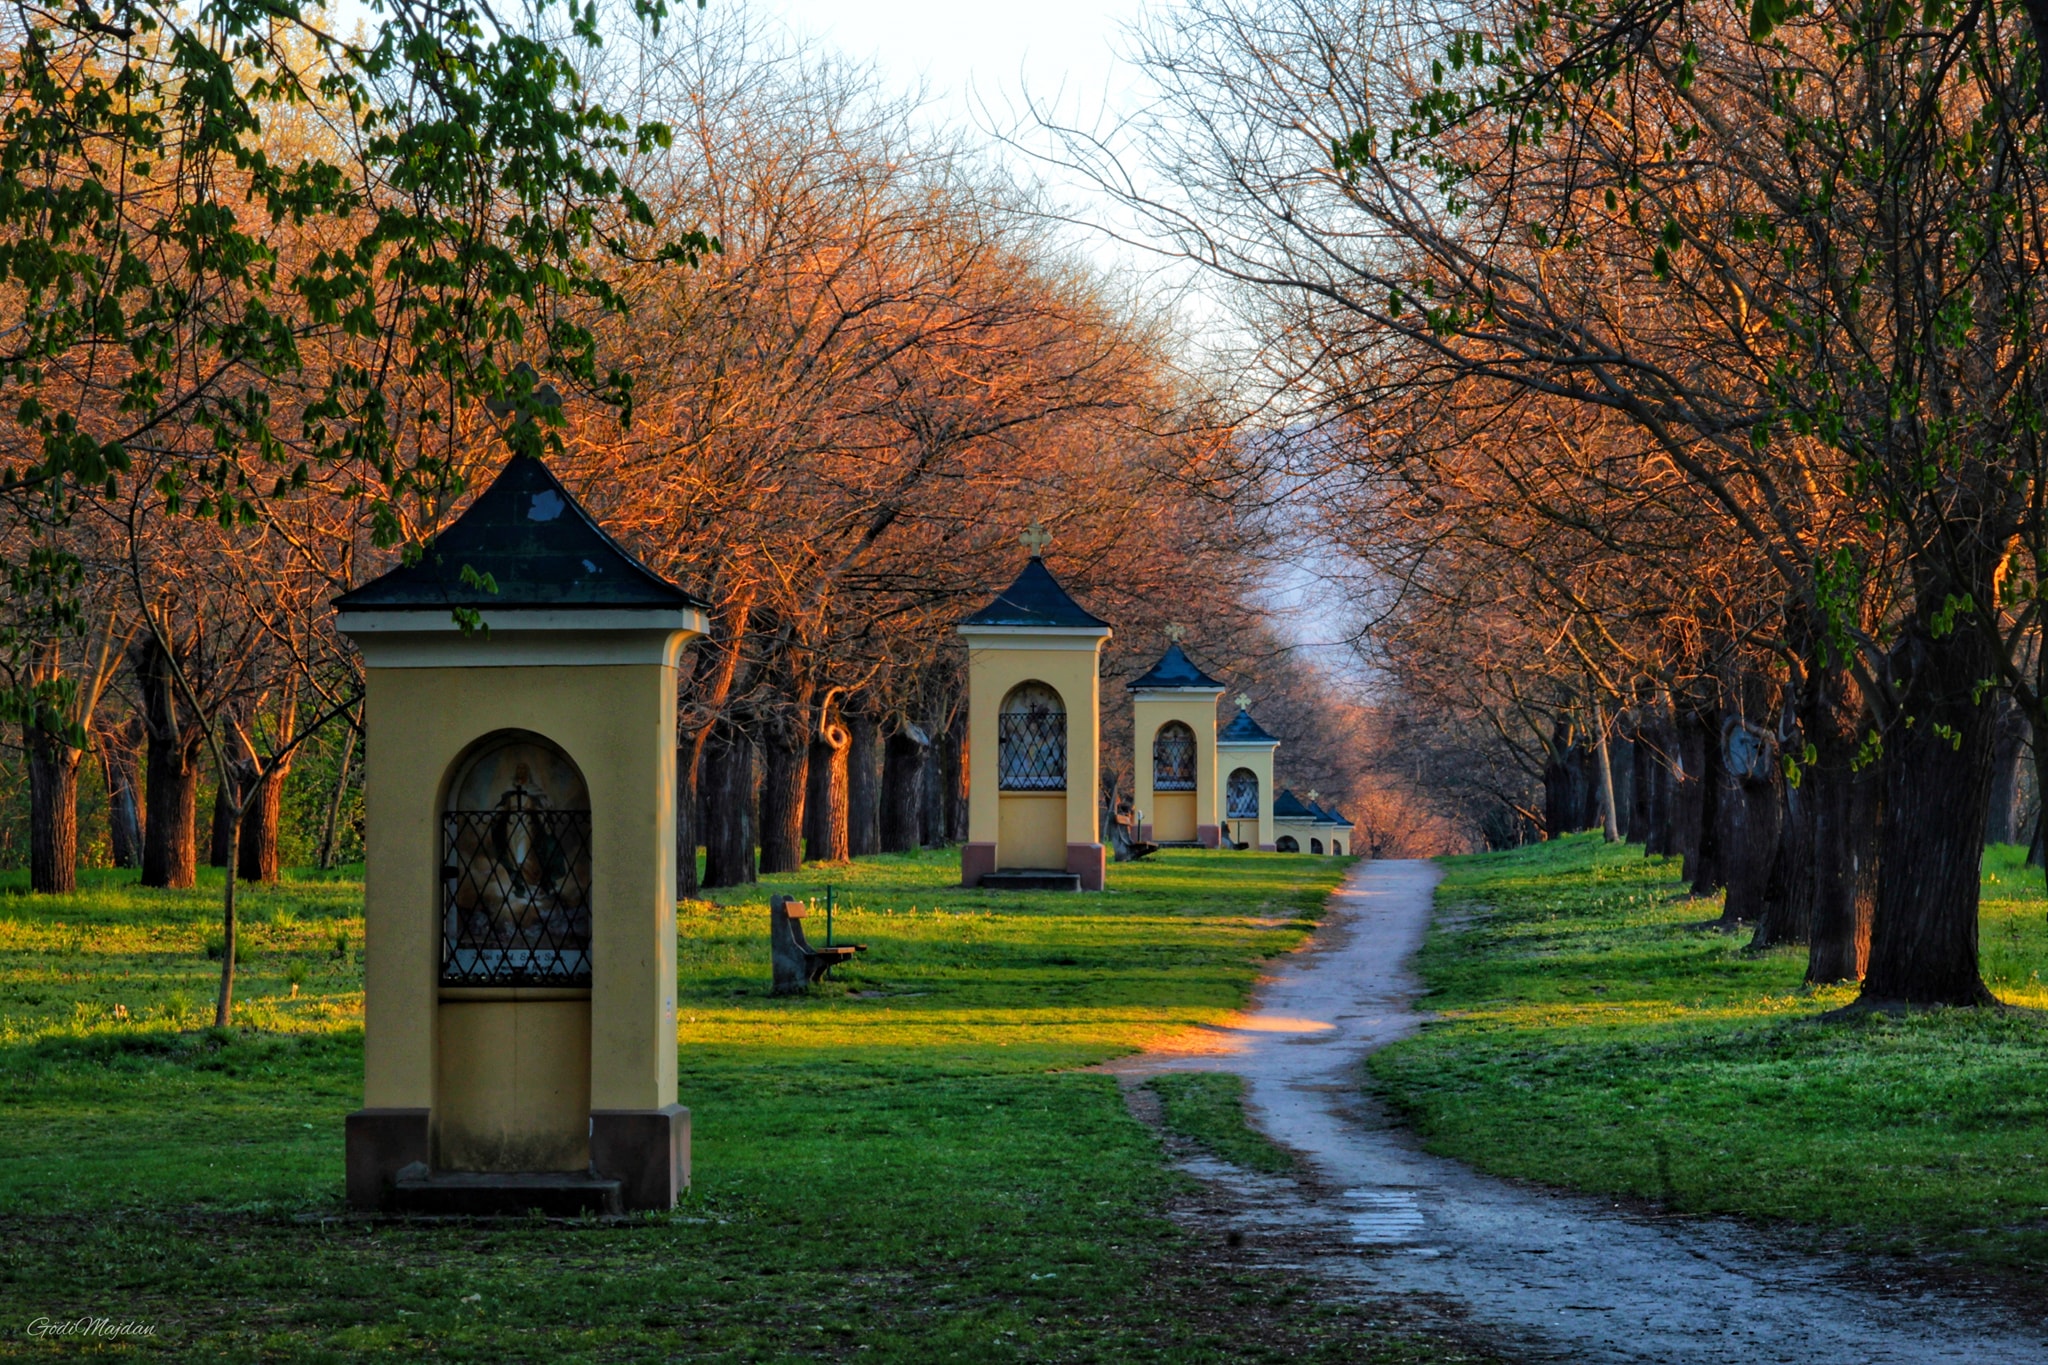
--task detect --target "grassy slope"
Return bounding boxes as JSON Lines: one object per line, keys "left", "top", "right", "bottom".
{"left": 1371, "top": 835, "right": 2048, "bottom": 1270}
{"left": 0, "top": 849, "right": 1486, "bottom": 1363}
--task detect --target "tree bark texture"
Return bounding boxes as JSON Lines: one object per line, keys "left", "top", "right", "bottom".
{"left": 1680, "top": 708, "right": 1725, "bottom": 895}
{"left": 208, "top": 765, "right": 246, "bottom": 868}
{"left": 101, "top": 718, "right": 145, "bottom": 870}
{"left": 1985, "top": 695, "right": 2026, "bottom": 845}
{"left": 804, "top": 709, "right": 850, "bottom": 864}
{"left": 846, "top": 709, "right": 882, "bottom": 857}
{"left": 881, "top": 725, "right": 928, "bottom": 854}
{"left": 1861, "top": 626, "right": 1998, "bottom": 1007}
{"left": 920, "top": 736, "right": 944, "bottom": 847}
{"left": 134, "top": 637, "right": 202, "bottom": 889}
{"left": 701, "top": 721, "right": 757, "bottom": 888}
{"left": 26, "top": 722, "right": 80, "bottom": 894}
{"left": 317, "top": 721, "right": 358, "bottom": 870}
{"left": 1592, "top": 696, "right": 1621, "bottom": 843}
{"left": 758, "top": 720, "right": 810, "bottom": 876}
{"left": 1717, "top": 755, "right": 1783, "bottom": 927}
{"left": 943, "top": 712, "right": 969, "bottom": 842}
{"left": 1627, "top": 719, "right": 1655, "bottom": 845}
{"left": 1750, "top": 779, "right": 1813, "bottom": 950}
{"left": 1640, "top": 711, "right": 1678, "bottom": 857}
{"left": 237, "top": 763, "right": 288, "bottom": 884}
{"left": 675, "top": 737, "right": 706, "bottom": 897}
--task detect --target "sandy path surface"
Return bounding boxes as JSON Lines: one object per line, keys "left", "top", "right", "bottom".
{"left": 1107, "top": 858, "right": 2048, "bottom": 1363}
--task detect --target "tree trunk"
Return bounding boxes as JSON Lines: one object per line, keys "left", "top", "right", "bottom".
{"left": 846, "top": 709, "right": 882, "bottom": 857}
{"left": 26, "top": 721, "right": 80, "bottom": 894}
{"left": 318, "top": 720, "right": 359, "bottom": 870}
{"left": 701, "top": 721, "right": 757, "bottom": 888}
{"left": 1751, "top": 775, "right": 1814, "bottom": 950}
{"left": 758, "top": 717, "right": 809, "bottom": 876}
{"left": 920, "top": 728, "right": 945, "bottom": 847}
{"left": 101, "top": 721, "right": 145, "bottom": 870}
{"left": 1592, "top": 695, "right": 1621, "bottom": 843}
{"left": 133, "top": 637, "right": 202, "bottom": 890}
{"left": 1675, "top": 706, "right": 1725, "bottom": 895}
{"left": 1542, "top": 717, "right": 1577, "bottom": 839}
{"left": 141, "top": 731, "right": 202, "bottom": 889}
{"left": 208, "top": 766, "right": 244, "bottom": 867}
{"left": 1718, "top": 760, "right": 1783, "bottom": 928}
{"left": 676, "top": 734, "right": 709, "bottom": 897}
{"left": 1861, "top": 626, "right": 1998, "bottom": 1007}
{"left": 804, "top": 708, "right": 850, "bottom": 864}
{"left": 238, "top": 763, "right": 287, "bottom": 884}
{"left": 1985, "top": 694, "right": 2026, "bottom": 845}
{"left": 1640, "top": 710, "right": 1677, "bottom": 857}
{"left": 1805, "top": 757, "right": 1878, "bottom": 984}
{"left": 881, "top": 725, "right": 928, "bottom": 854}
{"left": 943, "top": 712, "right": 969, "bottom": 841}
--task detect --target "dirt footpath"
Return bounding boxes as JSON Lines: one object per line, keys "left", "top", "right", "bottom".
{"left": 1105, "top": 858, "right": 2048, "bottom": 1364}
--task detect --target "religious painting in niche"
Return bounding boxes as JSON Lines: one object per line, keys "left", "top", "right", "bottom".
{"left": 1153, "top": 722, "right": 1196, "bottom": 791}
{"left": 442, "top": 732, "right": 593, "bottom": 986}
{"left": 998, "top": 681, "right": 1066, "bottom": 791}
{"left": 1275, "top": 835, "right": 1299, "bottom": 852}
{"left": 1225, "top": 767, "right": 1259, "bottom": 819}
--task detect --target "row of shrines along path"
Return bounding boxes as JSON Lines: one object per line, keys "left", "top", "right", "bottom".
{"left": 1105, "top": 858, "right": 2048, "bottom": 1365}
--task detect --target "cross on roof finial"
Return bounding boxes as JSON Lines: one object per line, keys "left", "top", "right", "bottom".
{"left": 1019, "top": 521, "right": 1052, "bottom": 557}
{"left": 485, "top": 361, "right": 562, "bottom": 428}
{"left": 1236, "top": 693, "right": 1252, "bottom": 710}
{"left": 1163, "top": 623, "right": 1186, "bottom": 642}
{"left": 1307, "top": 789, "right": 1321, "bottom": 804}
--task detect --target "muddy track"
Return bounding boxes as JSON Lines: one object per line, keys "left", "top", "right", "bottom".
{"left": 1105, "top": 858, "right": 2048, "bottom": 1364}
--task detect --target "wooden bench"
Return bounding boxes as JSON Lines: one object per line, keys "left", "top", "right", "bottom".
{"left": 770, "top": 894, "right": 864, "bottom": 995}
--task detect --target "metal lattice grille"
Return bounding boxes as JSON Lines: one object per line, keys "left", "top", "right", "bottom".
{"left": 442, "top": 809, "right": 593, "bottom": 986}
{"left": 998, "top": 712, "right": 1067, "bottom": 791}
{"left": 1153, "top": 724, "right": 1196, "bottom": 791}
{"left": 1226, "top": 770, "right": 1259, "bottom": 819}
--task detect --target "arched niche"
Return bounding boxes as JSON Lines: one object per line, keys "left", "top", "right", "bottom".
{"left": 1225, "top": 767, "right": 1259, "bottom": 820}
{"left": 442, "top": 730, "right": 593, "bottom": 986}
{"left": 998, "top": 681, "right": 1067, "bottom": 792}
{"left": 1276, "top": 835, "right": 1299, "bottom": 853}
{"left": 1310, "top": 838, "right": 1325, "bottom": 855}
{"left": 1331, "top": 838, "right": 1345, "bottom": 855}
{"left": 1152, "top": 721, "right": 1197, "bottom": 791}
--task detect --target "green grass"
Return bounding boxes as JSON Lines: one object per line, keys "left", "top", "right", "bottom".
{"left": 0, "top": 847, "right": 1489, "bottom": 1362}
{"left": 1147, "top": 1075, "right": 1296, "bottom": 1175}
{"left": 1371, "top": 835, "right": 2048, "bottom": 1270}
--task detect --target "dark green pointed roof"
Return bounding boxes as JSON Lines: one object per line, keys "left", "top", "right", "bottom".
{"left": 333, "top": 454, "right": 703, "bottom": 612}
{"left": 1127, "top": 642, "right": 1224, "bottom": 691}
{"left": 1273, "top": 789, "right": 1318, "bottom": 819}
{"left": 1325, "top": 807, "right": 1354, "bottom": 828}
{"left": 1218, "top": 707, "right": 1279, "bottom": 744}
{"left": 960, "top": 557, "right": 1109, "bottom": 630}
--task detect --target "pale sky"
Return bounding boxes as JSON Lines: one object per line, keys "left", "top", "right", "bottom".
{"left": 744, "top": 0, "right": 1150, "bottom": 144}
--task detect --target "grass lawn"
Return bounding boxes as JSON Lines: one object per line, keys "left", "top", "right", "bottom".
{"left": 0, "top": 847, "right": 1487, "bottom": 1363}
{"left": 1371, "top": 835, "right": 2048, "bottom": 1273}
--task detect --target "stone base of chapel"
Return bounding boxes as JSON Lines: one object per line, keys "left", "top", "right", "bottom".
{"left": 1196, "top": 824, "right": 1221, "bottom": 849}
{"left": 1066, "top": 841, "right": 1106, "bottom": 890}
{"left": 960, "top": 841, "right": 998, "bottom": 887}
{"left": 345, "top": 1103, "right": 687, "bottom": 1214}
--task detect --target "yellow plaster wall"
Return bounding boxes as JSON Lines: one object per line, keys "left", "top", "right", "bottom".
{"left": 435, "top": 996, "right": 592, "bottom": 1171}
{"left": 963, "top": 633, "right": 1106, "bottom": 862}
{"left": 997, "top": 792, "right": 1068, "bottom": 869}
{"left": 1151, "top": 792, "right": 1198, "bottom": 842}
{"left": 1219, "top": 744, "right": 1277, "bottom": 849}
{"left": 361, "top": 660, "right": 680, "bottom": 1127}
{"left": 1131, "top": 694, "right": 1221, "bottom": 841}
